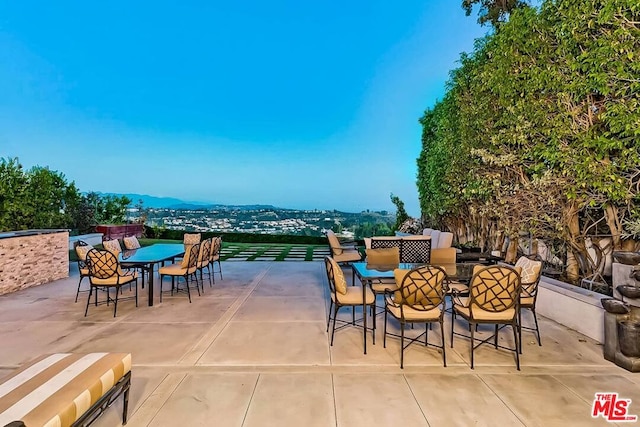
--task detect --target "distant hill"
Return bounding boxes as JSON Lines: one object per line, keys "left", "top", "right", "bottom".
{"left": 99, "top": 193, "right": 213, "bottom": 209}
{"left": 99, "top": 193, "right": 281, "bottom": 210}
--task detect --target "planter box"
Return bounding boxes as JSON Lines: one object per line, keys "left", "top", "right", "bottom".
{"left": 537, "top": 276, "right": 605, "bottom": 343}
{"left": 96, "top": 224, "right": 143, "bottom": 241}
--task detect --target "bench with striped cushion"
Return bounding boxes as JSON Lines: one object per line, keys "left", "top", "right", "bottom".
{"left": 0, "top": 353, "right": 131, "bottom": 427}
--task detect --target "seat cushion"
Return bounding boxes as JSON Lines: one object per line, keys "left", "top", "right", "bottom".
{"left": 0, "top": 353, "right": 131, "bottom": 427}
{"left": 79, "top": 267, "right": 89, "bottom": 276}
{"left": 159, "top": 263, "right": 189, "bottom": 276}
{"left": 333, "top": 249, "right": 361, "bottom": 263}
{"left": 387, "top": 303, "right": 441, "bottom": 321}
{"left": 447, "top": 281, "right": 469, "bottom": 294}
{"left": 371, "top": 279, "right": 398, "bottom": 293}
{"left": 91, "top": 272, "right": 137, "bottom": 286}
{"left": 332, "top": 286, "right": 375, "bottom": 305}
{"left": 520, "top": 296, "right": 535, "bottom": 307}
{"left": 453, "top": 304, "right": 516, "bottom": 322}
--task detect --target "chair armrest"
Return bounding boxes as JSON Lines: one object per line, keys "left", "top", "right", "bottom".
{"left": 450, "top": 288, "right": 467, "bottom": 307}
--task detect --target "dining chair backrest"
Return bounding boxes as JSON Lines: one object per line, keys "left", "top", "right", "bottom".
{"left": 183, "top": 233, "right": 202, "bottom": 245}
{"left": 515, "top": 256, "right": 542, "bottom": 299}
{"left": 86, "top": 248, "right": 119, "bottom": 279}
{"left": 103, "top": 239, "right": 123, "bottom": 255}
{"left": 123, "top": 235, "right": 141, "bottom": 250}
{"left": 199, "top": 238, "right": 212, "bottom": 265}
{"left": 210, "top": 237, "right": 222, "bottom": 261}
{"left": 468, "top": 265, "right": 521, "bottom": 313}
{"left": 396, "top": 265, "right": 446, "bottom": 310}
{"left": 324, "top": 256, "right": 347, "bottom": 296}
{"left": 181, "top": 242, "right": 201, "bottom": 273}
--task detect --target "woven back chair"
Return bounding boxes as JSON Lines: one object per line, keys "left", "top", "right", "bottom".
{"left": 85, "top": 248, "right": 138, "bottom": 317}
{"left": 208, "top": 236, "right": 223, "bottom": 282}
{"left": 159, "top": 243, "right": 201, "bottom": 303}
{"left": 73, "top": 240, "right": 93, "bottom": 303}
{"left": 515, "top": 256, "right": 543, "bottom": 349}
{"left": 451, "top": 265, "right": 521, "bottom": 369}
{"left": 384, "top": 265, "right": 447, "bottom": 368}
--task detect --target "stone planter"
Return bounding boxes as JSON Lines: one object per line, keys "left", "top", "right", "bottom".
{"left": 618, "top": 320, "right": 640, "bottom": 358}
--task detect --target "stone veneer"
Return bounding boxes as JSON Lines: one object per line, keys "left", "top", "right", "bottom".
{"left": 0, "top": 230, "right": 69, "bottom": 296}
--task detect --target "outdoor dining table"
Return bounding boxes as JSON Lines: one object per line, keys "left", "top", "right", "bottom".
{"left": 119, "top": 243, "right": 185, "bottom": 306}
{"left": 351, "top": 262, "right": 479, "bottom": 354}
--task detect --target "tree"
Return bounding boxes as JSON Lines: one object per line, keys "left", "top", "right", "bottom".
{"left": 390, "top": 193, "right": 410, "bottom": 231}
{"left": 462, "top": 0, "right": 529, "bottom": 27}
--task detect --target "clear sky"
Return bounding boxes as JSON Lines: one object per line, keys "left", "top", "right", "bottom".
{"left": 0, "top": 1, "right": 486, "bottom": 216}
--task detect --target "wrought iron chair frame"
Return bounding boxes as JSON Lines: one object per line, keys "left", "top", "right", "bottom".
{"left": 324, "top": 257, "right": 375, "bottom": 349}
{"left": 383, "top": 265, "right": 448, "bottom": 368}
{"left": 450, "top": 265, "right": 522, "bottom": 370}
{"left": 516, "top": 256, "right": 544, "bottom": 351}
{"left": 209, "top": 236, "right": 223, "bottom": 283}
{"left": 160, "top": 242, "right": 201, "bottom": 303}
{"left": 197, "top": 237, "right": 213, "bottom": 290}
{"left": 74, "top": 240, "right": 91, "bottom": 303}
{"left": 84, "top": 248, "right": 138, "bottom": 317}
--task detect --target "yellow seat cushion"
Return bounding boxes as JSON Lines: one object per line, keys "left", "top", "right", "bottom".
{"left": 453, "top": 304, "right": 516, "bottom": 322}
{"left": 91, "top": 272, "right": 137, "bottom": 286}
{"left": 0, "top": 353, "right": 131, "bottom": 427}
{"left": 333, "top": 249, "right": 361, "bottom": 263}
{"left": 387, "top": 303, "right": 441, "bottom": 321}
{"left": 159, "top": 263, "right": 193, "bottom": 276}
{"left": 79, "top": 267, "right": 90, "bottom": 276}
{"left": 331, "top": 286, "right": 375, "bottom": 305}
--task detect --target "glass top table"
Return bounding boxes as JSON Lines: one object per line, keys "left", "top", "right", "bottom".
{"left": 352, "top": 262, "right": 477, "bottom": 283}
{"left": 119, "top": 244, "right": 185, "bottom": 306}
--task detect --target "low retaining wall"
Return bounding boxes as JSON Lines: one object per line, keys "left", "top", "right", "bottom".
{"left": 0, "top": 229, "right": 69, "bottom": 295}
{"left": 68, "top": 233, "right": 103, "bottom": 250}
{"left": 537, "top": 276, "right": 605, "bottom": 343}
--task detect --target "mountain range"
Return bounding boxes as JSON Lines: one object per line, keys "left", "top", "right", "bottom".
{"left": 100, "top": 193, "right": 278, "bottom": 210}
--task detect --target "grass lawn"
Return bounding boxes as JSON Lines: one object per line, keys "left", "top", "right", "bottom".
{"left": 70, "top": 239, "right": 330, "bottom": 262}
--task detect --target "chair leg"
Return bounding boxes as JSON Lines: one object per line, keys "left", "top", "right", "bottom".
{"left": 383, "top": 309, "right": 388, "bottom": 348}
{"left": 518, "top": 308, "right": 523, "bottom": 354}
{"left": 352, "top": 306, "right": 355, "bottom": 325}
{"left": 440, "top": 320, "right": 447, "bottom": 368}
{"left": 400, "top": 321, "right": 405, "bottom": 369}
{"left": 113, "top": 287, "right": 119, "bottom": 317}
{"left": 160, "top": 275, "right": 164, "bottom": 302}
{"left": 425, "top": 323, "right": 429, "bottom": 345}
{"left": 494, "top": 324, "right": 498, "bottom": 349}
{"left": 470, "top": 322, "right": 475, "bottom": 369}
{"left": 185, "top": 276, "right": 192, "bottom": 303}
{"left": 84, "top": 287, "right": 93, "bottom": 317}
{"left": 512, "top": 321, "right": 520, "bottom": 371}
{"left": 75, "top": 276, "right": 85, "bottom": 303}
{"left": 217, "top": 260, "right": 223, "bottom": 280}
{"left": 135, "top": 279, "right": 138, "bottom": 307}
{"left": 330, "top": 304, "right": 339, "bottom": 346}
{"left": 194, "top": 273, "right": 201, "bottom": 297}
{"left": 532, "top": 309, "right": 542, "bottom": 346}
{"left": 372, "top": 302, "right": 376, "bottom": 345}
{"left": 326, "top": 300, "right": 334, "bottom": 333}
{"left": 450, "top": 310, "right": 455, "bottom": 348}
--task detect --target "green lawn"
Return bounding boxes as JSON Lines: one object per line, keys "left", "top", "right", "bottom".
{"left": 70, "top": 240, "right": 330, "bottom": 262}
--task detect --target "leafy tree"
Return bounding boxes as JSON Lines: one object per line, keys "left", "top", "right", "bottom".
{"left": 462, "top": 0, "right": 530, "bottom": 27}
{"left": 390, "top": 193, "right": 411, "bottom": 231}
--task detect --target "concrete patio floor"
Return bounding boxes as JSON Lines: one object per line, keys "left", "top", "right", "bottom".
{"left": 1, "top": 261, "right": 638, "bottom": 426}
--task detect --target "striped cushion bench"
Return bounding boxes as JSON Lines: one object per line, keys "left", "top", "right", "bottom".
{"left": 0, "top": 353, "right": 131, "bottom": 427}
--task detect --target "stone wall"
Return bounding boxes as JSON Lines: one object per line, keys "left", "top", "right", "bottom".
{"left": 0, "top": 231, "right": 69, "bottom": 295}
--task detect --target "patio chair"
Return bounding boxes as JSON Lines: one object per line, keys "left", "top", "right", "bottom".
{"left": 384, "top": 265, "right": 448, "bottom": 368}
{"left": 102, "top": 238, "right": 123, "bottom": 255}
{"left": 326, "top": 230, "right": 362, "bottom": 284}
{"left": 159, "top": 242, "right": 201, "bottom": 303}
{"left": 209, "top": 236, "right": 223, "bottom": 283}
{"left": 74, "top": 240, "right": 93, "bottom": 303}
{"left": 450, "top": 265, "right": 522, "bottom": 370}
{"left": 197, "top": 237, "right": 213, "bottom": 289}
{"left": 324, "top": 256, "right": 374, "bottom": 351}
{"left": 365, "top": 246, "right": 400, "bottom": 320}
{"left": 123, "top": 235, "right": 141, "bottom": 250}
{"left": 84, "top": 248, "right": 138, "bottom": 317}
{"left": 183, "top": 232, "right": 202, "bottom": 246}
{"left": 515, "top": 256, "right": 543, "bottom": 350}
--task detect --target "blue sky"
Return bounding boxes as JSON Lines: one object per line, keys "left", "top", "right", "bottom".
{"left": 0, "top": 1, "right": 486, "bottom": 216}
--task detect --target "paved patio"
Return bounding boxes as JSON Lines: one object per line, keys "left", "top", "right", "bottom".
{"left": 0, "top": 261, "right": 638, "bottom": 426}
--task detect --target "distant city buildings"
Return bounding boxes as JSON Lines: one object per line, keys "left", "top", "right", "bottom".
{"left": 127, "top": 207, "right": 393, "bottom": 237}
